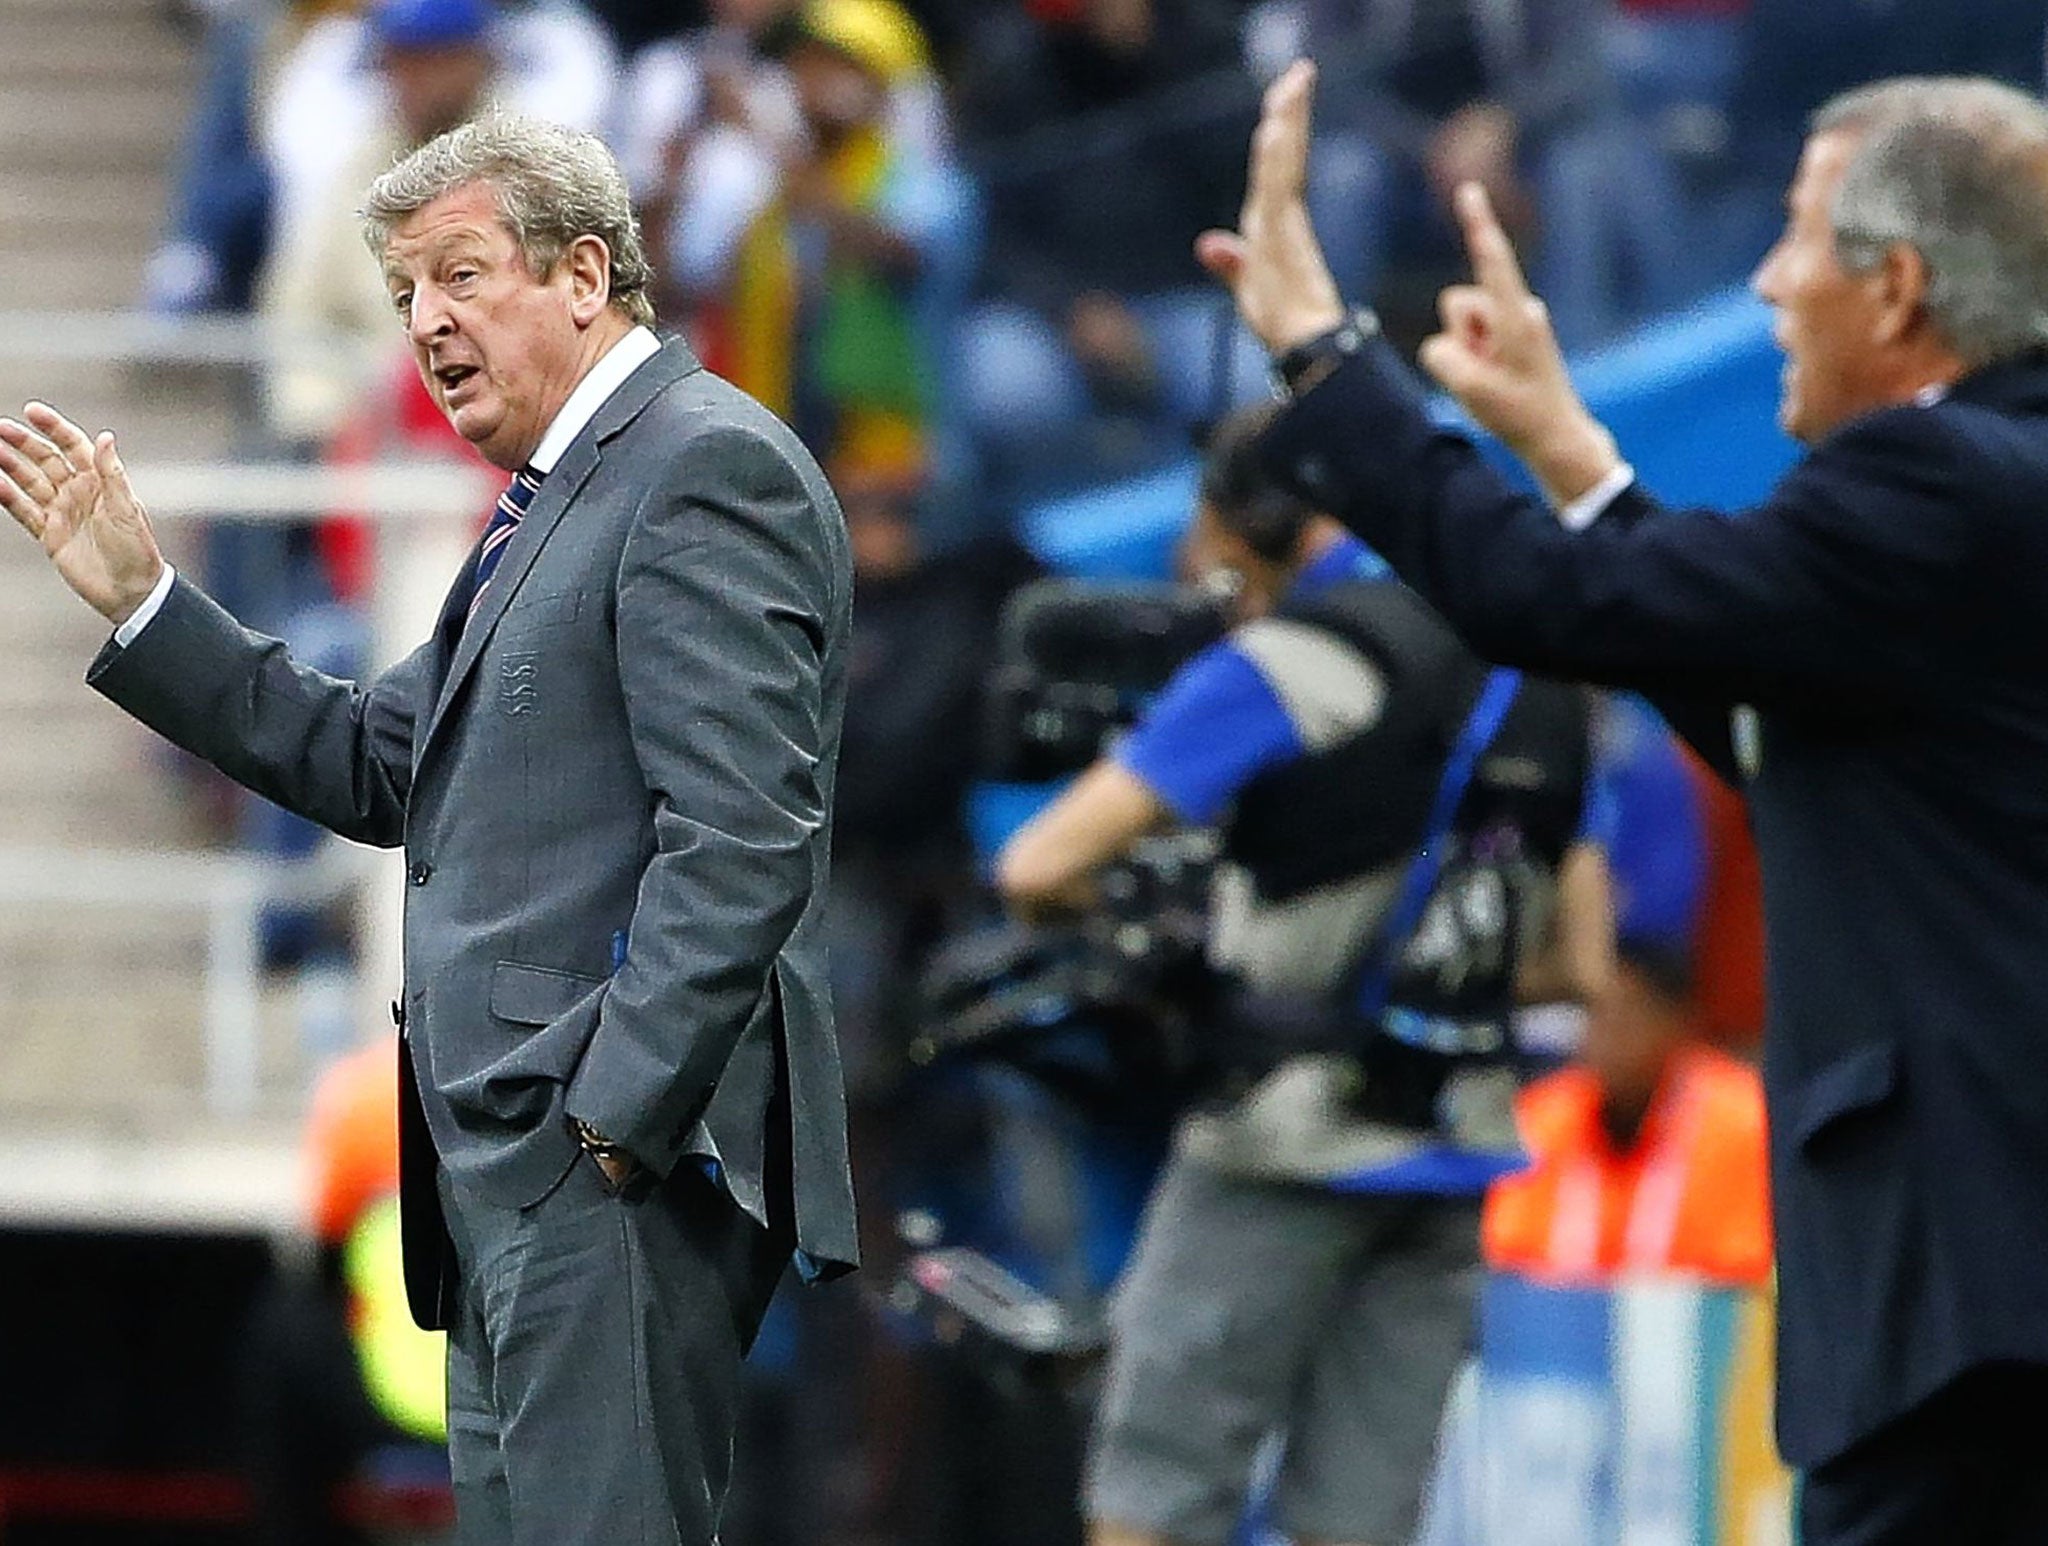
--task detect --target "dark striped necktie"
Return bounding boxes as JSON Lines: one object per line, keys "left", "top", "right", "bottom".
{"left": 468, "top": 464, "right": 542, "bottom": 623}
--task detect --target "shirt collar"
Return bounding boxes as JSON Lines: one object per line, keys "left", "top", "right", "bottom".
{"left": 527, "top": 325, "right": 661, "bottom": 475}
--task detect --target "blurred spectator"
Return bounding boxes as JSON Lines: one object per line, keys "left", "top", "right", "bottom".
{"left": 1482, "top": 943, "right": 1771, "bottom": 1284}
{"left": 145, "top": 0, "right": 275, "bottom": 314}
{"left": 1731, "top": 0, "right": 2047, "bottom": 191}
{"left": 615, "top": 0, "right": 806, "bottom": 240}
{"left": 1598, "top": 0, "right": 1751, "bottom": 306}
{"left": 711, "top": 0, "right": 976, "bottom": 495}
{"left": 587, "top": 0, "right": 709, "bottom": 57}
{"left": 241, "top": 1040, "right": 447, "bottom": 1546}
{"left": 955, "top": 0, "right": 1266, "bottom": 512}
{"left": 1278, "top": 0, "right": 1676, "bottom": 351}
{"left": 1593, "top": 694, "right": 1706, "bottom": 963}
{"left": 258, "top": 0, "right": 500, "bottom": 449}
{"left": 998, "top": 405, "right": 1608, "bottom": 1546}
{"left": 829, "top": 461, "right": 1037, "bottom": 1098}
{"left": 258, "top": 0, "right": 615, "bottom": 338}
{"left": 794, "top": 463, "right": 1038, "bottom": 1546}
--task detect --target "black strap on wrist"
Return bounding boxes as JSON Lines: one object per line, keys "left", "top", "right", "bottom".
{"left": 570, "top": 1116, "right": 629, "bottom": 1161}
{"left": 1274, "top": 307, "right": 1381, "bottom": 396}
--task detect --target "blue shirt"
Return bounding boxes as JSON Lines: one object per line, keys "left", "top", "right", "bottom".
{"left": 1116, "top": 537, "right": 1389, "bottom": 822}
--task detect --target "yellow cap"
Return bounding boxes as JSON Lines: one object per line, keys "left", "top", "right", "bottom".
{"left": 796, "top": 0, "right": 930, "bottom": 85}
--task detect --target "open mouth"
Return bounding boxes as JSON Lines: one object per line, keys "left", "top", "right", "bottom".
{"left": 434, "top": 363, "right": 481, "bottom": 397}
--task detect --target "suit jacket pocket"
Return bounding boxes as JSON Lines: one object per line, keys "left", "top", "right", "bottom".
{"left": 1786, "top": 1041, "right": 1900, "bottom": 1154}
{"left": 502, "top": 588, "right": 584, "bottom": 630}
{"left": 490, "top": 961, "right": 605, "bottom": 1028}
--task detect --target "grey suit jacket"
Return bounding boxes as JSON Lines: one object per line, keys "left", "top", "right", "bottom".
{"left": 90, "top": 336, "right": 857, "bottom": 1327}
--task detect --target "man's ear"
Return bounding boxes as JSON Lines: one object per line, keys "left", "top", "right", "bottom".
{"left": 1870, "top": 240, "right": 1931, "bottom": 348}
{"left": 565, "top": 234, "right": 614, "bottom": 326}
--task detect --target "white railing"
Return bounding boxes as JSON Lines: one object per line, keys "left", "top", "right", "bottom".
{"left": 0, "top": 845, "right": 371, "bottom": 1116}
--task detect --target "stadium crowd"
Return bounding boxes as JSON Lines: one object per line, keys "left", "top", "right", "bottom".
{"left": 124, "top": 1, "right": 2048, "bottom": 1542}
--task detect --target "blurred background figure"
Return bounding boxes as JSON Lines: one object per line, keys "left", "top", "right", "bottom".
{"left": 259, "top": 0, "right": 501, "bottom": 452}
{"left": 954, "top": 0, "right": 1267, "bottom": 517}
{"left": 997, "top": 404, "right": 1610, "bottom": 1546}
{"left": 240, "top": 1037, "right": 450, "bottom": 1546}
{"left": 625, "top": 0, "right": 979, "bottom": 533}
{"left": 1263, "top": 0, "right": 1681, "bottom": 352}
{"left": 1482, "top": 940, "right": 1771, "bottom": 1285}
{"left": 722, "top": 1, "right": 970, "bottom": 496}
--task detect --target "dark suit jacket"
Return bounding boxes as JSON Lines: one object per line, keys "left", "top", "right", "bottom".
{"left": 1262, "top": 340, "right": 2048, "bottom": 1467}
{"left": 90, "top": 335, "right": 858, "bottom": 1328}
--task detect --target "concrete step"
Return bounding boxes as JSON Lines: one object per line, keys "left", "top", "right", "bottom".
{"left": 0, "top": 78, "right": 193, "bottom": 167}
{"left": 0, "top": 706, "right": 206, "bottom": 848}
{"left": 0, "top": 244, "right": 151, "bottom": 311}
{"left": 0, "top": 8, "right": 199, "bottom": 86}
{"left": 2, "top": 0, "right": 184, "bottom": 15}
{"left": 0, "top": 170, "right": 169, "bottom": 245}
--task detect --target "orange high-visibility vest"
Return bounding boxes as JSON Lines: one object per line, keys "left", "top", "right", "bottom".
{"left": 1482, "top": 1045, "right": 1771, "bottom": 1285}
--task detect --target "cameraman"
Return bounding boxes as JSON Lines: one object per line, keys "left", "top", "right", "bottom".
{"left": 995, "top": 403, "right": 1610, "bottom": 1546}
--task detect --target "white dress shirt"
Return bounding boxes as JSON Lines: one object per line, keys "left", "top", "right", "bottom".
{"left": 117, "top": 326, "right": 663, "bottom": 648}
{"left": 1555, "top": 461, "right": 1637, "bottom": 532}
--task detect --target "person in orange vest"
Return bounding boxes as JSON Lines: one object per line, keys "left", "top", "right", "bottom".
{"left": 1483, "top": 942, "right": 1771, "bottom": 1285}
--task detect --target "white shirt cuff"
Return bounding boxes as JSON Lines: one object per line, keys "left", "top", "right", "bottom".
{"left": 113, "top": 565, "right": 177, "bottom": 648}
{"left": 1556, "top": 463, "right": 1636, "bottom": 531}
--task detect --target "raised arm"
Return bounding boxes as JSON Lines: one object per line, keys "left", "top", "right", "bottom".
{"left": 2, "top": 402, "right": 422, "bottom": 846}
{"left": 1203, "top": 63, "right": 1986, "bottom": 718}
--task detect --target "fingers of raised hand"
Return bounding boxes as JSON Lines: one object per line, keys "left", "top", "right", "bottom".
{"left": 93, "top": 431, "right": 129, "bottom": 494}
{"left": 1454, "top": 181, "right": 1533, "bottom": 302}
{"left": 1418, "top": 330, "right": 1484, "bottom": 395}
{"left": 0, "top": 463, "right": 47, "bottom": 539}
{"left": 0, "top": 432, "right": 58, "bottom": 507}
{"left": 0, "top": 416, "right": 74, "bottom": 487}
{"left": 1248, "top": 60, "right": 1316, "bottom": 214}
{"left": 1437, "top": 285, "right": 1499, "bottom": 354}
{"left": 22, "top": 402, "right": 95, "bottom": 468}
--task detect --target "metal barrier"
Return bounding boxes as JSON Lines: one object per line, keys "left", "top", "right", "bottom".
{"left": 0, "top": 845, "right": 369, "bottom": 1117}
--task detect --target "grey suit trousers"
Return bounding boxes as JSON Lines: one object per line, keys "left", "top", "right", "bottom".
{"left": 439, "top": 1153, "right": 792, "bottom": 1546}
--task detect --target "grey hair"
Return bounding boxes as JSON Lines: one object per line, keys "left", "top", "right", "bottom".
{"left": 1811, "top": 77, "right": 2048, "bottom": 366}
{"left": 360, "top": 114, "right": 656, "bottom": 327}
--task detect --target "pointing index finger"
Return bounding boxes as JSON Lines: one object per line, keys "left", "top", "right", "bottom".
{"left": 1455, "top": 181, "right": 1532, "bottom": 302}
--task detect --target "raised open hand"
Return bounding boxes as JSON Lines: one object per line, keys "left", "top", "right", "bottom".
{"left": 0, "top": 404, "right": 164, "bottom": 626}
{"left": 1418, "top": 183, "right": 1619, "bottom": 505}
{"left": 1196, "top": 59, "right": 1345, "bottom": 355}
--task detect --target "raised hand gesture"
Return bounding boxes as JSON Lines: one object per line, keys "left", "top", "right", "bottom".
{"left": 1196, "top": 60, "right": 1345, "bottom": 355}
{"left": 1419, "top": 183, "right": 1620, "bottom": 507}
{"left": 0, "top": 403, "right": 165, "bottom": 626}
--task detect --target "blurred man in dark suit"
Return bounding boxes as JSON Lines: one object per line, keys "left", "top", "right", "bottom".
{"left": 1200, "top": 65, "right": 2048, "bottom": 1545}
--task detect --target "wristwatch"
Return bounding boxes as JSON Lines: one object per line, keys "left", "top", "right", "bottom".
{"left": 1274, "top": 307, "right": 1381, "bottom": 396}
{"left": 569, "top": 1116, "right": 630, "bottom": 1164}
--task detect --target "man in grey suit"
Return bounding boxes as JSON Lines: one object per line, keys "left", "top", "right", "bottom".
{"left": 0, "top": 115, "right": 855, "bottom": 1545}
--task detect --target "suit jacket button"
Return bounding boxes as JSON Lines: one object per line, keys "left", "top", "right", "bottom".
{"left": 408, "top": 862, "right": 434, "bottom": 886}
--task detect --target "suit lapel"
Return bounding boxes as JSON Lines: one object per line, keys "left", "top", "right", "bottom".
{"left": 416, "top": 335, "right": 703, "bottom": 765}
